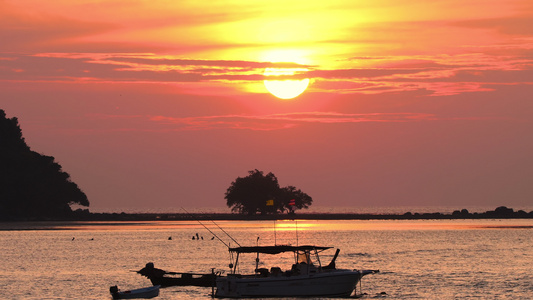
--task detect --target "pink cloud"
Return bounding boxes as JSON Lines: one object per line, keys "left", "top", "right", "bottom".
{"left": 451, "top": 15, "right": 533, "bottom": 36}
{"left": 145, "top": 112, "right": 438, "bottom": 131}
{"left": 73, "top": 111, "right": 442, "bottom": 132}
{"left": 0, "top": 2, "right": 117, "bottom": 52}
{"left": 2, "top": 46, "right": 532, "bottom": 97}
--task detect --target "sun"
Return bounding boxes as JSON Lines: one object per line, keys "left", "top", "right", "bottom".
{"left": 263, "top": 67, "right": 310, "bottom": 100}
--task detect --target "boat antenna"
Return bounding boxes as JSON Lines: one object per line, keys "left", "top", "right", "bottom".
{"left": 274, "top": 219, "right": 277, "bottom": 245}
{"left": 180, "top": 207, "right": 230, "bottom": 248}
{"left": 255, "top": 236, "right": 260, "bottom": 272}
{"left": 296, "top": 219, "right": 299, "bottom": 247}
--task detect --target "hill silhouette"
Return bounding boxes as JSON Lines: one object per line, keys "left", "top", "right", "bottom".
{"left": 0, "top": 109, "right": 89, "bottom": 220}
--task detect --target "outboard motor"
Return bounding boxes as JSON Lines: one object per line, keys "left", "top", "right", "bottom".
{"left": 109, "top": 285, "right": 119, "bottom": 295}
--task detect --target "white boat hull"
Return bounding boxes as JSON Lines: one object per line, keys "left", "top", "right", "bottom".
{"left": 111, "top": 285, "right": 160, "bottom": 299}
{"left": 215, "top": 269, "right": 366, "bottom": 298}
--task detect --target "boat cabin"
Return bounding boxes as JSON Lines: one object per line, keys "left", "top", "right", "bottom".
{"left": 226, "top": 245, "right": 337, "bottom": 278}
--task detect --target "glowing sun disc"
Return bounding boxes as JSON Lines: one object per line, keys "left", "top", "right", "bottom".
{"left": 264, "top": 68, "right": 310, "bottom": 99}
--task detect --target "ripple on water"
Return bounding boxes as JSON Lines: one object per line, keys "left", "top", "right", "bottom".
{"left": 0, "top": 220, "right": 532, "bottom": 299}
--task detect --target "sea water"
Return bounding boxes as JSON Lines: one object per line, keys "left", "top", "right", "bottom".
{"left": 0, "top": 219, "right": 531, "bottom": 299}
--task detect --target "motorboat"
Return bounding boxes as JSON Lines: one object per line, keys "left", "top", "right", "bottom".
{"left": 137, "top": 262, "right": 217, "bottom": 287}
{"left": 214, "top": 245, "right": 378, "bottom": 298}
{"left": 109, "top": 285, "right": 160, "bottom": 299}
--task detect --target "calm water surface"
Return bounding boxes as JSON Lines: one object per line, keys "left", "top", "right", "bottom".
{"left": 1, "top": 219, "right": 531, "bottom": 299}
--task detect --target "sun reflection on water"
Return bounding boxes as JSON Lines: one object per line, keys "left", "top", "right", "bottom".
{"left": 6, "top": 219, "right": 529, "bottom": 232}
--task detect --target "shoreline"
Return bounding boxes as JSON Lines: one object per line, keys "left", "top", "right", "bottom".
{"left": 98, "top": 211, "right": 532, "bottom": 221}
{"left": 61, "top": 205, "right": 533, "bottom": 221}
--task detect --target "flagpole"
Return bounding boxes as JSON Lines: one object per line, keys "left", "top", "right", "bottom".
{"left": 266, "top": 199, "right": 277, "bottom": 245}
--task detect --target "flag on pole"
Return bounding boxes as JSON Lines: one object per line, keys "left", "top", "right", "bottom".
{"left": 266, "top": 199, "right": 274, "bottom": 206}
{"left": 289, "top": 199, "right": 296, "bottom": 206}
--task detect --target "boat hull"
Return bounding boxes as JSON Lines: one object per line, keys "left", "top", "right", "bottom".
{"left": 146, "top": 273, "right": 215, "bottom": 287}
{"left": 137, "top": 263, "right": 216, "bottom": 287}
{"left": 111, "top": 285, "right": 160, "bottom": 299}
{"left": 215, "top": 270, "right": 365, "bottom": 298}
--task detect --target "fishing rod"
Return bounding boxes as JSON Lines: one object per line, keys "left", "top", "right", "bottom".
{"left": 209, "top": 219, "right": 241, "bottom": 247}
{"left": 182, "top": 207, "right": 241, "bottom": 247}
{"left": 181, "top": 207, "right": 230, "bottom": 248}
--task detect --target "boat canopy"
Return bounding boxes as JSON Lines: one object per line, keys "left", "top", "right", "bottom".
{"left": 228, "top": 245, "right": 332, "bottom": 254}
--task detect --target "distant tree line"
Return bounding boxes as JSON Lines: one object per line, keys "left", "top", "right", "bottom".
{"left": 402, "top": 206, "right": 532, "bottom": 219}
{"left": 0, "top": 109, "right": 89, "bottom": 220}
{"left": 56, "top": 206, "right": 533, "bottom": 222}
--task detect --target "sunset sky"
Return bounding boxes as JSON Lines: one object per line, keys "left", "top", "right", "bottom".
{"left": 2, "top": 0, "right": 532, "bottom": 212}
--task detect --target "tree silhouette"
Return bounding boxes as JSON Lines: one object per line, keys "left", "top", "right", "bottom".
{"left": 0, "top": 109, "right": 89, "bottom": 220}
{"left": 225, "top": 169, "right": 312, "bottom": 215}
{"left": 278, "top": 185, "right": 313, "bottom": 213}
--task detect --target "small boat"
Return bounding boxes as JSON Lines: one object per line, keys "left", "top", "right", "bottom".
{"left": 137, "top": 262, "right": 217, "bottom": 287}
{"left": 215, "top": 245, "right": 378, "bottom": 298}
{"left": 109, "top": 285, "right": 160, "bottom": 299}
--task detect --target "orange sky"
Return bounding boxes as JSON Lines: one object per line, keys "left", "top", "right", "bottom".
{"left": 1, "top": 0, "right": 533, "bottom": 212}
